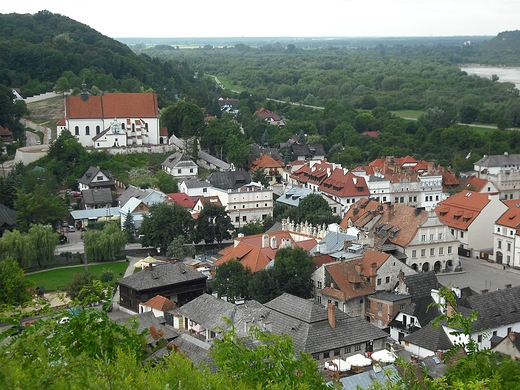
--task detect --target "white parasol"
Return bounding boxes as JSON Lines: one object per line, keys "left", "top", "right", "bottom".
{"left": 345, "top": 353, "right": 372, "bottom": 367}
{"left": 371, "top": 349, "right": 396, "bottom": 363}
{"left": 325, "top": 358, "right": 351, "bottom": 372}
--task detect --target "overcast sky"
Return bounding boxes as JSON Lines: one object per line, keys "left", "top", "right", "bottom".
{"left": 3, "top": 1, "right": 520, "bottom": 38}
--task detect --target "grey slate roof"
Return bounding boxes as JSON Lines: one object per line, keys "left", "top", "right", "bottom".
{"left": 310, "top": 231, "right": 358, "bottom": 255}
{"left": 400, "top": 296, "right": 441, "bottom": 326}
{"left": 462, "top": 285, "right": 520, "bottom": 332}
{"left": 116, "top": 311, "right": 179, "bottom": 344}
{"left": 276, "top": 187, "right": 314, "bottom": 207}
{"left": 474, "top": 153, "right": 520, "bottom": 168}
{"left": 370, "top": 291, "right": 411, "bottom": 303}
{"left": 81, "top": 188, "right": 113, "bottom": 205}
{"left": 77, "top": 166, "right": 114, "bottom": 187}
{"left": 403, "top": 272, "right": 441, "bottom": 299}
{"left": 171, "top": 333, "right": 213, "bottom": 367}
{"left": 161, "top": 152, "right": 198, "bottom": 170}
{"left": 117, "top": 185, "right": 148, "bottom": 207}
{"left": 0, "top": 203, "right": 16, "bottom": 227}
{"left": 117, "top": 262, "right": 207, "bottom": 291}
{"left": 198, "top": 150, "right": 231, "bottom": 170}
{"left": 263, "top": 293, "right": 388, "bottom": 354}
{"left": 182, "top": 177, "right": 211, "bottom": 189}
{"left": 173, "top": 294, "right": 266, "bottom": 337}
{"left": 402, "top": 323, "right": 453, "bottom": 353}
{"left": 208, "top": 169, "right": 251, "bottom": 190}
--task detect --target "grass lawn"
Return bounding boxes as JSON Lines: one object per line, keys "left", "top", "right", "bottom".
{"left": 391, "top": 110, "right": 425, "bottom": 119}
{"left": 215, "top": 75, "right": 245, "bottom": 93}
{"left": 25, "top": 261, "right": 129, "bottom": 292}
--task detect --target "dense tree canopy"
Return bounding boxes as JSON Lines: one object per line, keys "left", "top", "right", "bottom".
{"left": 212, "top": 259, "right": 252, "bottom": 302}
{"left": 0, "top": 258, "right": 34, "bottom": 307}
{"left": 195, "top": 203, "right": 234, "bottom": 245}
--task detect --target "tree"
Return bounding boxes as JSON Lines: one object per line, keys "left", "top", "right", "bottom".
{"left": 195, "top": 203, "right": 234, "bottom": 245}
{"left": 212, "top": 259, "right": 252, "bottom": 302}
{"left": 154, "top": 170, "right": 178, "bottom": 193}
{"left": 122, "top": 210, "right": 136, "bottom": 242}
{"left": 139, "top": 202, "right": 194, "bottom": 254}
{"left": 0, "top": 229, "right": 31, "bottom": 267}
{"left": 250, "top": 168, "right": 270, "bottom": 187}
{"left": 66, "top": 272, "right": 97, "bottom": 300}
{"left": 296, "top": 193, "right": 340, "bottom": 226}
{"left": 166, "top": 235, "right": 195, "bottom": 260}
{"left": 210, "top": 324, "right": 330, "bottom": 390}
{"left": 0, "top": 258, "right": 34, "bottom": 307}
{"left": 27, "top": 224, "right": 59, "bottom": 269}
{"left": 160, "top": 100, "right": 205, "bottom": 137}
{"left": 271, "top": 247, "right": 314, "bottom": 299}
{"left": 84, "top": 222, "right": 126, "bottom": 262}
{"left": 238, "top": 220, "right": 264, "bottom": 236}
{"left": 14, "top": 184, "right": 67, "bottom": 233}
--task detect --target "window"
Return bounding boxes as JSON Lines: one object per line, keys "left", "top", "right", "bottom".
{"left": 451, "top": 228, "right": 455, "bottom": 236}
{"left": 400, "top": 197, "right": 404, "bottom": 203}
{"left": 436, "top": 195, "right": 439, "bottom": 201}
{"left": 409, "top": 196, "right": 413, "bottom": 202}
{"left": 203, "top": 188, "right": 208, "bottom": 193}
{"left": 177, "top": 169, "right": 182, "bottom": 174}
{"left": 317, "top": 296, "right": 321, "bottom": 303}
{"left": 75, "top": 126, "right": 79, "bottom": 135}
{"left": 395, "top": 197, "right": 399, "bottom": 203}
{"left": 346, "top": 346, "right": 351, "bottom": 353}
{"left": 497, "top": 227, "right": 501, "bottom": 233}
{"left": 382, "top": 196, "right": 387, "bottom": 202}
{"left": 317, "top": 281, "right": 322, "bottom": 289}
{"left": 412, "top": 250, "right": 417, "bottom": 258}
{"left": 242, "top": 216, "right": 247, "bottom": 222}
{"left": 430, "top": 248, "right": 435, "bottom": 256}
{"left": 366, "top": 300, "right": 371, "bottom": 309}
{"left": 377, "top": 319, "right": 382, "bottom": 328}
{"left": 97, "top": 176, "right": 103, "bottom": 181}
{"left": 507, "top": 243, "right": 511, "bottom": 251}
{"left": 511, "top": 230, "right": 515, "bottom": 236}
{"left": 377, "top": 278, "right": 381, "bottom": 285}
{"left": 399, "top": 303, "right": 406, "bottom": 310}
{"left": 448, "top": 246, "right": 452, "bottom": 254}
{"left": 478, "top": 334, "right": 482, "bottom": 342}
{"left": 355, "top": 345, "right": 361, "bottom": 351}
{"left": 334, "top": 301, "right": 338, "bottom": 307}
{"left": 439, "top": 247, "right": 444, "bottom": 255}
{"left": 460, "top": 232, "right": 464, "bottom": 238}
{"left": 421, "top": 249, "right": 426, "bottom": 257}
{"left": 96, "top": 125, "right": 100, "bottom": 134}
{"left": 385, "top": 276, "right": 390, "bottom": 283}
{"left": 235, "top": 216, "right": 239, "bottom": 222}
{"left": 189, "top": 168, "right": 194, "bottom": 173}
{"left": 430, "top": 234, "right": 434, "bottom": 241}
{"left": 413, "top": 196, "right": 417, "bottom": 202}
{"left": 421, "top": 235, "right": 426, "bottom": 242}
{"left": 85, "top": 126, "right": 90, "bottom": 135}
{"left": 498, "top": 240, "right": 502, "bottom": 249}
{"left": 378, "top": 303, "right": 383, "bottom": 312}
{"left": 438, "top": 233, "right": 443, "bottom": 240}
{"left": 121, "top": 123, "right": 125, "bottom": 130}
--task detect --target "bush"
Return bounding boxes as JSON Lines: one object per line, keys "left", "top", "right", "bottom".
{"left": 100, "top": 269, "right": 114, "bottom": 283}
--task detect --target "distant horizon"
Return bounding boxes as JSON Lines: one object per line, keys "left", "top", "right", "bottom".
{"left": 3, "top": 1, "right": 519, "bottom": 40}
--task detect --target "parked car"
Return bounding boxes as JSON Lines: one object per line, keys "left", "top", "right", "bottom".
{"left": 68, "top": 225, "right": 75, "bottom": 232}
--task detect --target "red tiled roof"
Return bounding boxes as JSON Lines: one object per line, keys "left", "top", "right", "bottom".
{"left": 319, "top": 168, "right": 369, "bottom": 198}
{"left": 65, "top": 93, "right": 159, "bottom": 119}
{"left": 340, "top": 198, "right": 384, "bottom": 229}
{"left": 56, "top": 117, "right": 66, "bottom": 126}
{"left": 142, "top": 295, "right": 176, "bottom": 311}
{"left": 359, "top": 249, "right": 390, "bottom": 277}
{"left": 160, "top": 127, "right": 169, "bottom": 136}
{"left": 435, "top": 190, "right": 490, "bottom": 230}
{"left": 464, "top": 175, "right": 487, "bottom": 192}
{"left": 250, "top": 154, "right": 284, "bottom": 170}
{"left": 255, "top": 108, "right": 281, "bottom": 121}
{"left": 496, "top": 199, "right": 520, "bottom": 231}
{"left": 363, "top": 131, "right": 380, "bottom": 138}
{"left": 215, "top": 231, "right": 318, "bottom": 273}
{"left": 321, "top": 261, "right": 374, "bottom": 301}
{"left": 167, "top": 193, "right": 196, "bottom": 209}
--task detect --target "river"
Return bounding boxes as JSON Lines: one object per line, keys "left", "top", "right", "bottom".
{"left": 460, "top": 65, "right": 520, "bottom": 90}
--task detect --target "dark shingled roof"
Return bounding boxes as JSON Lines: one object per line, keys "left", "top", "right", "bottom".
{"left": 263, "top": 293, "right": 388, "bottom": 354}
{"left": 117, "top": 262, "right": 207, "bottom": 291}
{"left": 403, "top": 271, "right": 441, "bottom": 299}
{"left": 462, "top": 285, "right": 520, "bottom": 332}
{"left": 171, "top": 333, "right": 214, "bottom": 368}
{"left": 0, "top": 203, "right": 16, "bottom": 228}
{"left": 402, "top": 323, "right": 453, "bottom": 353}
{"left": 116, "top": 311, "right": 179, "bottom": 344}
{"left": 207, "top": 170, "right": 250, "bottom": 190}
{"left": 81, "top": 188, "right": 113, "bottom": 205}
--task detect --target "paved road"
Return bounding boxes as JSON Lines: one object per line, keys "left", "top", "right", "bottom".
{"left": 437, "top": 256, "right": 520, "bottom": 292}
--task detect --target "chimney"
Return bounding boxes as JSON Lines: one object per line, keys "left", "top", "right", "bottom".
{"left": 510, "top": 332, "right": 516, "bottom": 342}
{"left": 371, "top": 262, "right": 377, "bottom": 277}
{"left": 505, "top": 284, "right": 512, "bottom": 289}
{"left": 328, "top": 303, "right": 336, "bottom": 328}
{"left": 436, "top": 350, "right": 444, "bottom": 361}
{"left": 446, "top": 304, "right": 454, "bottom": 318}
{"left": 480, "top": 289, "right": 488, "bottom": 294}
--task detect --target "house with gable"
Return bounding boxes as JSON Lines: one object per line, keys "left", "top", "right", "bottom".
{"left": 249, "top": 154, "right": 284, "bottom": 185}
{"left": 462, "top": 175, "right": 498, "bottom": 194}
{"left": 0, "top": 203, "right": 16, "bottom": 237}
{"left": 192, "top": 196, "right": 222, "bottom": 218}
{"left": 139, "top": 294, "right": 176, "bottom": 317}
{"left": 436, "top": 190, "right": 507, "bottom": 253}
{"left": 81, "top": 187, "right": 115, "bottom": 210}
{"left": 166, "top": 192, "right": 196, "bottom": 212}
{"left": 492, "top": 331, "right": 520, "bottom": 360}
{"left": 493, "top": 199, "right": 520, "bottom": 267}
{"left": 77, "top": 166, "right": 116, "bottom": 192}
{"left": 0, "top": 125, "right": 14, "bottom": 144}
{"left": 57, "top": 90, "right": 160, "bottom": 149}
{"left": 254, "top": 108, "right": 285, "bottom": 127}
{"left": 119, "top": 188, "right": 168, "bottom": 230}
{"left": 291, "top": 143, "right": 326, "bottom": 161}
{"left": 389, "top": 271, "right": 443, "bottom": 343}
{"left": 161, "top": 151, "right": 198, "bottom": 179}
{"left": 288, "top": 160, "right": 339, "bottom": 192}
{"left": 116, "top": 262, "right": 207, "bottom": 313}
{"left": 319, "top": 168, "right": 370, "bottom": 212}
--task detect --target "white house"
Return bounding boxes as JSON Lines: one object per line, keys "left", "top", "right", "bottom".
{"left": 494, "top": 199, "right": 520, "bottom": 267}
{"left": 161, "top": 152, "right": 198, "bottom": 179}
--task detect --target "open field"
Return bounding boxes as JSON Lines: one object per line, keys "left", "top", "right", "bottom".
{"left": 25, "top": 261, "right": 129, "bottom": 291}
{"left": 26, "top": 95, "right": 64, "bottom": 133}
{"left": 215, "top": 75, "right": 245, "bottom": 92}
{"left": 391, "top": 110, "right": 425, "bottom": 119}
